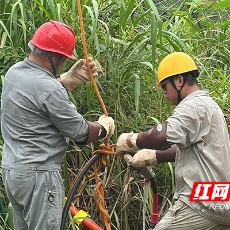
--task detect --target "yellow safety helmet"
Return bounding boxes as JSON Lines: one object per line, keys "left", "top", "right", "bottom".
{"left": 157, "top": 52, "right": 199, "bottom": 88}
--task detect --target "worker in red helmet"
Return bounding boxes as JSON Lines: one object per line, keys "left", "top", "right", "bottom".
{"left": 116, "top": 52, "right": 230, "bottom": 229}
{"left": 1, "top": 20, "right": 114, "bottom": 230}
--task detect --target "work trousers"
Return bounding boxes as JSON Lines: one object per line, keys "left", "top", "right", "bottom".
{"left": 2, "top": 169, "right": 64, "bottom": 230}
{"left": 155, "top": 200, "right": 230, "bottom": 230}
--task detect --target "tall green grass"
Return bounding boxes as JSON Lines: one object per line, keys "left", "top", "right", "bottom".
{"left": 0, "top": 0, "right": 230, "bottom": 229}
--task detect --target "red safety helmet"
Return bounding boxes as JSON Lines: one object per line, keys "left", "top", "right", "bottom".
{"left": 30, "top": 20, "right": 76, "bottom": 59}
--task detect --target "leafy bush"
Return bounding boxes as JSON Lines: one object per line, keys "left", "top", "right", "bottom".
{"left": 0, "top": 0, "right": 230, "bottom": 229}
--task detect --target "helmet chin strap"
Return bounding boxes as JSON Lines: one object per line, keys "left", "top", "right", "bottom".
{"left": 169, "top": 76, "right": 187, "bottom": 104}
{"left": 46, "top": 52, "right": 63, "bottom": 76}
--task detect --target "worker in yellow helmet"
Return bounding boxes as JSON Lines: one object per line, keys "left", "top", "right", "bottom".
{"left": 116, "top": 52, "right": 230, "bottom": 229}
{"left": 157, "top": 52, "right": 199, "bottom": 104}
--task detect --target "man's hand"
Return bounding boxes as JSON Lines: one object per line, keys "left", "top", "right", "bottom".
{"left": 96, "top": 115, "right": 115, "bottom": 140}
{"left": 116, "top": 132, "right": 140, "bottom": 153}
{"left": 60, "top": 57, "right": 102, "bottom": 91}
{"left": 124, "top": 149, "right": 158, "bottom": 167}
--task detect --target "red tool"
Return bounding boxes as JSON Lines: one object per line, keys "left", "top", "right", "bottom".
{"left": 70, "top": 205, "right": 104, "bottom": 230}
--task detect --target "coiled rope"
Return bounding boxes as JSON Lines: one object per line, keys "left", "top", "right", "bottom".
{"left": 76, "top": 0, "right": 119, "bottom": 229}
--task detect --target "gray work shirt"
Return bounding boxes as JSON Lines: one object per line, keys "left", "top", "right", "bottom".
{"left": 1, "top": 58, "right": 88, "bottom": 171}
{"left": 166, "top": 90, "right": 230, "bottom": 225}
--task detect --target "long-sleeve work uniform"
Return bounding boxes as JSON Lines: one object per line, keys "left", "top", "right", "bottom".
{"left": 165, "top": 90, "right": 230, "bottom": 225}
{"left": 1, "top": 58, "right": 89, "bottom": 229}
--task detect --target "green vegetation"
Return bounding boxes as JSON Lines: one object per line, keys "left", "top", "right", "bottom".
{"left": 0, "top": 0, "right": 230, "bottom": 229}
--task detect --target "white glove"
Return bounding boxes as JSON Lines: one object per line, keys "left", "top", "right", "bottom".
{"left": 97, "top": 115, "right": 115, "bottom": 140}
{"left": 124, "top": 149, "right": 158, "bottom": 167}
{"left": 60, "top": 57, "right": 102, "bottom": 91}
{"left": 116, "top": 132, "right": 140, "bottom": 154}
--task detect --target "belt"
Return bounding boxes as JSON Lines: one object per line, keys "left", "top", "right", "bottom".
{"left": 2, "top": 163, "right": 61, "bottom": 172}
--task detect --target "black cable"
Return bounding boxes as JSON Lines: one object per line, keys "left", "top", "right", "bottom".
{"left": 150, "top": 178, "right": 157, "bottom": 194}
{"left": 60, "top": 153, "right": 103, "bottom": 230}
{"left": 61, "top": 154, "right": 159, "bottom": 230}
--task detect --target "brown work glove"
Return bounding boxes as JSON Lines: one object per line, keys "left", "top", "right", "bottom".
{"left": 116, "top": 132, "right": 140, "bottom": 154}
{"left": 96, "top": 115, "right": 115, "bottom": 140}
{"left": 60, "top": 57, "right": 102, "bottom": 91}
{"left": 124, "top": 149, "right": 158, "bottom": 167}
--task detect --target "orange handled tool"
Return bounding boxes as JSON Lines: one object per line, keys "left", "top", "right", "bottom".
{"left": 70, "top": 205, "right": 104, "bottom": 230}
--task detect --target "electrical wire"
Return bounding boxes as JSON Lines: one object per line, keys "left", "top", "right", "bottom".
{"left": 60, "top": 154, "right": 103, "bottom": 230}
